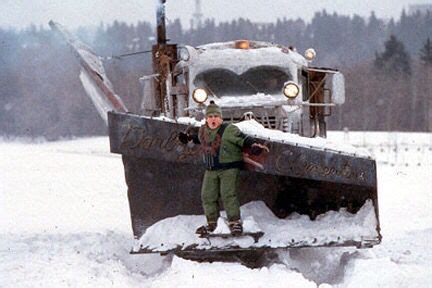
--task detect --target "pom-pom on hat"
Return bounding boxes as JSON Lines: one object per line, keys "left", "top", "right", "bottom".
{"left": 205, "top": 101, "right": 222, "bottom": 117}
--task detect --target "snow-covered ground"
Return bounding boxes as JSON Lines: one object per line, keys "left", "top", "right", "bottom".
{"left": 1, "top": 135, "right": 431, "bottom": 287}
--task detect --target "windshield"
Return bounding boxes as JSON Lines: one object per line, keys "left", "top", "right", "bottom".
{"left": 193, "top": 66, "right": 291, "bottom": 97}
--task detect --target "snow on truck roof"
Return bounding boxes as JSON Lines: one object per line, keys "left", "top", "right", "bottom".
{"left": 197, "top": 40, "right": 288, "bottom": 50}
{"left": 184, "top": 41, "right": 308, "bottom": 71}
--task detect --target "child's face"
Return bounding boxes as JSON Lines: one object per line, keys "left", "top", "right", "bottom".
{"left": 206, "top": 114, "right": 223, "bottom": 129}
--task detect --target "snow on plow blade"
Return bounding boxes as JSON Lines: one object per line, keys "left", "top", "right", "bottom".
{"left": 108, "top": 112, "right": 382, "bottom": 254}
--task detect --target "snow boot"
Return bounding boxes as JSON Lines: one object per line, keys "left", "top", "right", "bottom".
{"left": 228, "top": 220, "right": 243, "bottom": 236}
{"left": 195, "top": 222, "right": 217, "bottom": 236}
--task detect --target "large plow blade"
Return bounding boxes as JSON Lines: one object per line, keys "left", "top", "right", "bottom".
{"left": 108, "top": 111, "right": 381, "bottom": 255}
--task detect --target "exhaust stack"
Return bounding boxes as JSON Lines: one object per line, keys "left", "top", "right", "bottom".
{"left": 156, "top": 0, "right": 167, "bottom": 45}
{"left": 153, "top": 0, "right": 177, "bottom": 116}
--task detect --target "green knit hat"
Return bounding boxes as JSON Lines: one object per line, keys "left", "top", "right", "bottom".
{"left": 205, "top": 101, "right": 222, "bottom": 117}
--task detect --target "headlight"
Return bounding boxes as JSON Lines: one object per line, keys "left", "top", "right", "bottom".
{"left": 192, "top": 88, "right": 208, "bottom": 103}
{"left": 304, "top": 48, "right": 316, "bottom": 61}
{"left": 283, "top": 81, "right": 300, "bottom": 99}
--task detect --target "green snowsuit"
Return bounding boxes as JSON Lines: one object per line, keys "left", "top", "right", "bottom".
{"left": 198, "top": 123, "right": 253, "bottom": 222}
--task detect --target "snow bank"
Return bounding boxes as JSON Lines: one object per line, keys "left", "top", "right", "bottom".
{"left": 0, "top": 232, "right": 170, "bottom": 287}
{"left": 149, "top": 256, "right": 317, "bottom": 288}
{"left": 135, "top": 200, "right": 378, "bottom": 252}
{"left": 341, "top": 257, "right": 432, "bottom": 287}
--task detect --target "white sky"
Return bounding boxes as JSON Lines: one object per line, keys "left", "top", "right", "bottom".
{"left": 0, "top": 0, "right": 429, "bottom": 30}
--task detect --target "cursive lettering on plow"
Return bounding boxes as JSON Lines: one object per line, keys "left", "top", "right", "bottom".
{"left": 120, "top": 125, "right": 177, "bottom": 152}
{"left": 276, "top": 149, "right": 367, "bottom": 183}
{"left": 120, "top": 125, "right": 201, "bottom": 161}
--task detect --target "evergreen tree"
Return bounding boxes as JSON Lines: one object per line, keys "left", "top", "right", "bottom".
{"left": 398, "top": 9, "right": 423, "bottom": 53}
{"left": 375, "top": 34, "right": 411, "bottom": 76}
{"left": 420, "top": 38, "right": 432, "bottom": 65}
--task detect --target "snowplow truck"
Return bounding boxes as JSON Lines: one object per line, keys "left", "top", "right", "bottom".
{"left": 49, "top": 0, "right": 381, "bottom": 256}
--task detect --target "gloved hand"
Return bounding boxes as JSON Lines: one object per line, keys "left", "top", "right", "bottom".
{"left": 250, "top": 143, "right": 269, "bottom": 155}
{"left": 178, "top": 132, "right": 191, "bottom": 144}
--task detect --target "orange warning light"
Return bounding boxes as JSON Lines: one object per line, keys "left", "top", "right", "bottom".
{"left": 235, "top": 40, "right": 250, "bottom": 49}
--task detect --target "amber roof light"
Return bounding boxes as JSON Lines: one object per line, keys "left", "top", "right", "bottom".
{"left": 235, "top": 40, "right": 250, "bottom": 49}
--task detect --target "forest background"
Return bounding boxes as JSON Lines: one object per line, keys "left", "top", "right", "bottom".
{"left": 1, "top": 9, "right": 432, "bottom": 139}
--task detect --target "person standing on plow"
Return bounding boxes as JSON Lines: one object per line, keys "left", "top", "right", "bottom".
{"left": 179, "top": 101, "right": 268, "bottom": 236}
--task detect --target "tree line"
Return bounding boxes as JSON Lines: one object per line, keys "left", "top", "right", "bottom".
{"left": 0, "top": 10, "right": 432, "bottom": 139}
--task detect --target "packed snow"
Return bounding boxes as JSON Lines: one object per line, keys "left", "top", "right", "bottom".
{"left": 1, "top": 135, "right": 431, "bottom": 287}
{"left": 136, "top": 200, "right": 378, "bottom": 252}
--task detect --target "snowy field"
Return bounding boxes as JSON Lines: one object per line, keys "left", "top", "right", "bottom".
{"left": 1, "top": 135, "right": 431, "bottom": 287}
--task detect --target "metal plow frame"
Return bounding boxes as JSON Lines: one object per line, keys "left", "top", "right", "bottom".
{"left": 131, "top": 239, "right": 379, "bottom": 256}
{"left": 131, "top": 238, "right": 379, "bottom": 268}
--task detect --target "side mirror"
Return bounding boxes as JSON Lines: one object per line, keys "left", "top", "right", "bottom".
{"left": 332, "top": 72, "right": 345, "bottom": 105}
{"left": 177, "top": 47, "right": 190, "bottom": 61}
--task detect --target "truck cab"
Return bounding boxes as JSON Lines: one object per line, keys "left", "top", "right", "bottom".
{"left": 141, "top": 40, "right": 346, "bottom": 138}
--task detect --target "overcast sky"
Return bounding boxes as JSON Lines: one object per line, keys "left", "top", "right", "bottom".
{"left": 0, "top": 0, "right": 430, "bottom": 30}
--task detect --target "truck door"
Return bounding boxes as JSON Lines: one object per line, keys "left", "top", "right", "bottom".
{"left": 302, "top": 67, "right": 344, "bottom": 138}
